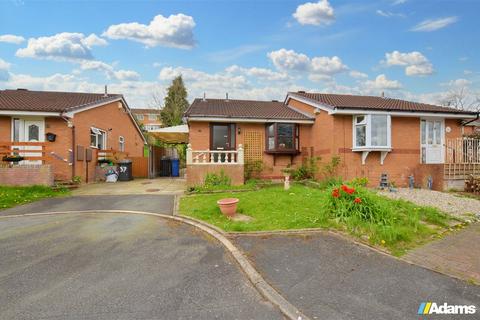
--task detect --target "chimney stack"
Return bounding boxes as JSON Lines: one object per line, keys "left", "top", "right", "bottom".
{"left": 202, "top": 92, "right": 206, "bottom": 102}
{"left": 381, "top": 91, "right": 385, "bottom": 98}
{"left": 225, "top": 92, "right": 229, "bottom": 101}
{"left": 104, "top": 85, "right": 108, "bottom": 97}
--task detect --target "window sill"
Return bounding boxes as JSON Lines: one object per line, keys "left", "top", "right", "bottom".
{"left": 352, "top": 147, "right": 391, "bottom": 152}
{"left": 265, "top": 150, "right": 300, "bottom": 155}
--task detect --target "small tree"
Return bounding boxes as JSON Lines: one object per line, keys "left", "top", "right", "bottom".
{"left": 160, "top": 75, "right": 189, "bottom": 126}
{"left": 441, "top": 85, "right": 480, "bottom": 112}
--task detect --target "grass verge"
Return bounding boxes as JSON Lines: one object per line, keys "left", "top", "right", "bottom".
{"left": 0, "top": 185, "right": 70, "bottom": 210}
{"left": 180, "top": 184, "right": 452, "bottom": 256}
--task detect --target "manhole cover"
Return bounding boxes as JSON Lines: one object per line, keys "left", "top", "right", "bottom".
{"left": 146, "top": 188, "right": 160, "bottom": 192}
{"left": 141, "top": 182, "right": 152, "bottom": 185}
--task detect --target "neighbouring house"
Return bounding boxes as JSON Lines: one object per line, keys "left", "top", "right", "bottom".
{"left": 131, "top": 108, "right": 162, "bottom": 131}
{"left": 184, "top": 92, "right": 479, "bottom": 190}
{"left": 0, "top": 89, "right": 147, "bottom": 186}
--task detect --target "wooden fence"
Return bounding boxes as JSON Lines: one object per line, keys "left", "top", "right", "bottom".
{"left": 131, "top": 156, "right": 149, "bottom": 178}
{"left": 444, "top": 137, "right": 480, "bottom": 180}
{"left": 0, "top": 142, "right": 47, "bottom": 162}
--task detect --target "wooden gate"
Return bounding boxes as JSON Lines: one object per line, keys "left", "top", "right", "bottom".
{"left": 131, "top": 156, "right": 149, "bottom": 178}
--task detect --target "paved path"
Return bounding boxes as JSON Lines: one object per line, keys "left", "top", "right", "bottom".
{"left": 72, "top": 178, "right": 186, "bottom": 196}
{"left": 234, "top": 232, "right": 480, "bottom": 320}
{"left": 404, "top": 223, "right": 480, "bottom": 284}
{"left": 0, "top": 213, "right": 282, "bottom": 320}
{"left": 0, "top": 195, "right": 174, "bottom": 216}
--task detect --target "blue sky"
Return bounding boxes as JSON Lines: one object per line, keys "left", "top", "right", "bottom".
{"left": 0, "top": 0, "right": 478, "bottom": 108}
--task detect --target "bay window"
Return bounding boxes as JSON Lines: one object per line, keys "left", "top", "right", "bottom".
{"left": 266, "top": 123, "right": 299, "bottom": 153}
{"left": 353, "top": 115, "right": 391, "bottom": 149}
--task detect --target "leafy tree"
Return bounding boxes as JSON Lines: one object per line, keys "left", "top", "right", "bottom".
{"left": 160, "top": 75, "right": 189, "bottom": 126}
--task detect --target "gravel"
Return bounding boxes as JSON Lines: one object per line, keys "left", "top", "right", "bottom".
{"left": 379, "top": 188, "right": 480, "bottom": 221}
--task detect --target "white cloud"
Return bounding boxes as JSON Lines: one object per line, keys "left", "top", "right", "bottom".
{"left": 0, "top": 34, "right": 25, "bottom": 44}
{"left": 267, "top": 48, "right": 348, "bottom": 82}
{"left": 311, "top": 56, "right": 348, "bottom": 74}
{"left": 349, "top": 70, "right": 368, "bottom": 79}
{"left": 114, "top": 69, "right": 141, "bottom": 81}
{"left": 411, "top": 16, "right": 458, "bottom": 32}
{"left": 78, "top": 60, "right": 140, "bottom": 81}
{"left": 384, "top": 50, "right": 434, "bottom": 76}
{"left": 225, "top": 65, "right": 289, "bottom": 81}
{"left": 376, "top": 10, "right": 405, "bottom": 18}
{"left": 0, "top": 58, "right": 11, "bottom": 81}
{"left": 392, "top": 0, "right": 407, "bottom": 5}
{"left": 293, "top": 0, "right": 335, "bottom": 26}
{"left": 16, "top": 32, "right": 106, "bottom": 61}
{"left": 363, "top": 74, "right": 402, "bottom": 90}
{"left": 444, "top": 78, "right": 471, "bottom": 88}
{"left": 268, "top": 49, "right": 310, "bottom": 72}
{"left": 103, "top": 13, "right": 196, "bottom": 49}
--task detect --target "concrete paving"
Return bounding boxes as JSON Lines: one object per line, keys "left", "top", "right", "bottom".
{"left": 0, "top": 195, "right": 175, "bottom": 216}
{"left": 72, "top": 178, "right": 186, "bottom": 196}
{"left": 234, "top": 232, "right": 480, "bottom": 320}
{"left": 404, "top": 223, "right": 480, "bottom": 284}
{"left": 0, "top": 213, "right": 282, "bottom": 320}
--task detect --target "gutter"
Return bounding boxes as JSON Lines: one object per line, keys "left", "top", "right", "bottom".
{"left": 462, "top": 113, "right": 480, "bottom": 126}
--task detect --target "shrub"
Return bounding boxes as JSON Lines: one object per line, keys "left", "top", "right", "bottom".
{"left": 321, "top": 155, "right": 341, "bottom": 179}
{"left": 291, "top": 157, "right": 319, "bottom": 180}
{"left": 204, "top": 170, "right": 231, "bottom": 187}
{"left": 323, "top": 183, "right": 393, "bottom": 225}
{"left": 350, "top": 177, "right": 368, "bottom": 187}
{"left": 244, "top": 160, "right": 264, "bottom": 180}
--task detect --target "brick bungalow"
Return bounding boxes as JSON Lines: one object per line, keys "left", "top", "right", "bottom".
{"left": 184, "top": 92, "right": 479, "bottom": 190}
{"left": 0, "top": 89, "right": 146, "bottom": 185}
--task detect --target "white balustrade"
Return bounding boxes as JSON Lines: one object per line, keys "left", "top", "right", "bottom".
{"left": 186, "top": 144, "right": 244, "bottom": 165}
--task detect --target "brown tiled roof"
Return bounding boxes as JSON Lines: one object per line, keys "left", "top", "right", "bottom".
{"left": 185, "top": 98, "right": 313, "bottom": 121}
{"left": 289, "top": 92, "right": 478, "bottom": 115}
{"left": 131, "top": 108, "right": 161, "bottom": 114}
{"left": 0, "top": 89, "right": 122, "bottom": 113}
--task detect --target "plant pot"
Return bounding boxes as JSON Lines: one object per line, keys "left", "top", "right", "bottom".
{"left": 217, "top": 198, "right": 239, "bottom": 218}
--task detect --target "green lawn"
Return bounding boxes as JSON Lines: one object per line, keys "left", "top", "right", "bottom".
{"left": 0, "top": 185, "right": 70, "bottom": 210}
{"left": 180, "top": 184, "right": 452, "bottom": 255}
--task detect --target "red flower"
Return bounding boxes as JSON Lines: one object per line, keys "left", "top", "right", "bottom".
{"left": 332, "top": 188, "right": 340, "bottom": 198}
{"left": 354, "top": 197, "right": 362, "bottom": 204}
{"left": 341, "top": 184, "right": 355, "bottom": 194}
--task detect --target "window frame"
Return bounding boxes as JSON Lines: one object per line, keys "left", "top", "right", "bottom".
{"left": 136, "top": 114, "right": 144, "bottom": 121}
{"left": 352, "top": 114, "right": 391, "bottom": 150}
{"left": 265, "top": 123, "right": 300, "bottom": 154}
{"left": 118, "top": 136, "right": 125, "bottom": 152}
{"left": 90, "top": 127, "right": 107, "bottom": 150}
{"left": 209, "top": 123, "right": 236, "bottom": 150}
{"left": 148, "top": 114, "right": 157, "bottom": 121}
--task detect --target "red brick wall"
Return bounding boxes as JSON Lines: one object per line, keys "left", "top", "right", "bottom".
{"left": 0, "top": 164, "right": 54, "bottom": 186}
{"left": 45, "top": 117, "right": 73, "bottom": 181}
{"left": 187, "top": 164, "right": 244, "bottom": 186}
{"left": 72, "top": 101, "right": 145, "bottom": 182}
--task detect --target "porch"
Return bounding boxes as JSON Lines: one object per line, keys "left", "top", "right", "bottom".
{"left": 186, "top": 144, "right": 245, "bottom": 186}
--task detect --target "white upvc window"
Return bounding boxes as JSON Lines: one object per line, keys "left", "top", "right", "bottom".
{"left": 90, "top": 127, "right": 107, "bottom": 149}
{"left": 353, "top": 114, "right": 391, "bottom": 150}
{"left": 136, "top": 114, "right": 144, "bottom": 121}
{"left": 148, "top": 113, "right": 157, "bottom": 120}
{"left": 119, "top": 136, "right": 125, "bottom": 152}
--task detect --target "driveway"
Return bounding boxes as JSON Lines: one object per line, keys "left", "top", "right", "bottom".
{"left": 234, "top": 232, "right": 480, "bottom": 320}
{"left": 0, "top": 212, "right": 282, "bottom": 320}
{"left": 72, "top": 178, "right": 186, "bottom": 196}
{"left": 0, "top": 194, "right": 175, "bottom": 216}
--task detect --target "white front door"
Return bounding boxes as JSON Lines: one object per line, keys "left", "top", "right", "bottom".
{"left": 15, "top": 118, "right": 45, "bottom": 164}
{"left": 421, "top": 119, "right": 444, "bottom": 164}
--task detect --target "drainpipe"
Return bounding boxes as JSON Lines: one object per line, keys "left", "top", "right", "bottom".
{"left": 461, "top": 113, "right": 479, "bottom": 135}
{"left": 62, "top": 115, "right": 75, "bottom": 181}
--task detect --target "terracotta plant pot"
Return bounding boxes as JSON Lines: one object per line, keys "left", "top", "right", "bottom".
{"left": 217, "top": 198, "right": 239, "bottom": 218}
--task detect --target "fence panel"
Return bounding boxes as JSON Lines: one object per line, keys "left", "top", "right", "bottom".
{"left": 131, "top": 156, "right": 149, "bottom": 178}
